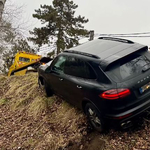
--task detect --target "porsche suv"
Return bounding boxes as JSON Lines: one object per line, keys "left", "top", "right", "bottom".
{"left": 38, "top": 37, "right": 150, "bottom": 132}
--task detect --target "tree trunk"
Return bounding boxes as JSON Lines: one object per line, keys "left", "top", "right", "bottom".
{"left": 0, "top": 0, "right": 6, "bottom": 22}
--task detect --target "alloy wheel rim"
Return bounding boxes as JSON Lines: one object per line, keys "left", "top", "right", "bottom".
{"left": 88, "top": 108, "right": 101, "bottom": 127}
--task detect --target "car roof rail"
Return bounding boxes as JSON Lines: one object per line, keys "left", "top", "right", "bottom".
{"left": 98, "top": 37, "right": 134, "bottom": 44}
{"left": 64, "top": 50, "right": 100, "bottom": 59}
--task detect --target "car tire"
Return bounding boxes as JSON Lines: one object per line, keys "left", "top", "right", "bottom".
{"left": 85, "top": 103, "right": 105, "bottom": 132}
{"left": 38, "top": 78, "right": 53, "bottom": 97}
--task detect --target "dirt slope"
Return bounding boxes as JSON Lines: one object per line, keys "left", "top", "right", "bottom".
{"left": 1, "top": 73, "right": 150, "bottom": 150}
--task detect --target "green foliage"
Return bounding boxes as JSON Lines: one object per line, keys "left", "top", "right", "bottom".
{"left": 0, "top": 20, "right": 16, "bottom": 52}
{"left": 29, "top": 0, "right": 89, "bottom": 54}
{"left": 0, "top": 19, "right": 17, "bottom": 72}
{"left": 47, "top": 50, "right": 55, "bottom": 58}
{"left": 12, "top": 39, "right": 34, "bottom": 54}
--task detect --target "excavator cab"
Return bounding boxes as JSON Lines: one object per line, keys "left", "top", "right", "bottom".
{"left": 8, "top": 51, "right": 51, "bottom": 76}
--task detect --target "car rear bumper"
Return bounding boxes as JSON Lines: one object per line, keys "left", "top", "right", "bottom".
{"left": 103, "top": 97, "right": 150, "bottom": 128}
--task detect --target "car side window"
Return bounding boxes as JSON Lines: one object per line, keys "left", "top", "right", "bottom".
{"left": 64, "top": 57, "right": 96, "bottom": 79}
{"left": 51, "top": 56, "right": 66, "bottom": 73}
{"left": 84, "top": 62, "right": 97, "bottom": 79}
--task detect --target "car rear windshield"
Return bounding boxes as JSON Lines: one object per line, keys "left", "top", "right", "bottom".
{"left": 105, "top": 51, "right": 150, "bottom": 82}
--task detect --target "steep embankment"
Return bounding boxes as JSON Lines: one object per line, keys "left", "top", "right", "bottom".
{"left": 1, "top": 73, "right": 150, "bottom": 150}
{"left": 0, "top": 73, "right": 89, "bottom": 150}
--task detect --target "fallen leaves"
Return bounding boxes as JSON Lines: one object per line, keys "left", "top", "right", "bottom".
{"left": 1, "top": 73, "right": 150, "bottom": 150}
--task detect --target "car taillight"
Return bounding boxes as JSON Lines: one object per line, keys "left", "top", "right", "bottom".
{"left": 100, "top": 89, "right": 131, "bottom": 100}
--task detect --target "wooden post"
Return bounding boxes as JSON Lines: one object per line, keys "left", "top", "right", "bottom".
{"left": 89, "top": 30, "right": 94, "bottom": 41}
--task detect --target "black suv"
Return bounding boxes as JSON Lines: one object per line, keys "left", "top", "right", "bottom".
{"left": 38, "top": 37, "right": 150, "bottom": 132}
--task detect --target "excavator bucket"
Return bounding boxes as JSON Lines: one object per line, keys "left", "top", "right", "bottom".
{"left": 14, "top": 69, "right": 27, "bottom": 76}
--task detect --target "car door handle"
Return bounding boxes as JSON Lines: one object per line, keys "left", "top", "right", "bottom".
{"left": 77, "top": 85, "right": 82, "bottom": 89}
{"left": 59, "top": 78, "right": 63, "bottom": 81}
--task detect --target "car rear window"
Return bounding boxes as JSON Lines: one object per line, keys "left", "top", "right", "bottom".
{"left": 105, "top": 51, "right": 150, "bottom": 82}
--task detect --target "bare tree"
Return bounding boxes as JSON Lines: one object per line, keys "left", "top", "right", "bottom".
{"left": 0, "top": 0, "right": 33, "bottom": 73}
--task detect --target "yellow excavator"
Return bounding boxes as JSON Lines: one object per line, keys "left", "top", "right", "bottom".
{"left": 8, "top": 51, "right": 51, "bottom": 76}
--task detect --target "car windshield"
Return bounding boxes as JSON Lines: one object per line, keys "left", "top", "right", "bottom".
{"left": 105, "top": 51, "right": 150, "bottom": 82}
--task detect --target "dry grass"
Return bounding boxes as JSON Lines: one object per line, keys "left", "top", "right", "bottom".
{"left": 0, "top": 73, "right": 87, "bottom": 150}
{"left": 1, "top": 73, "right": 150, "bottom": 150}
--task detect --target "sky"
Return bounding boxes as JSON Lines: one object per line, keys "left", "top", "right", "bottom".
{"left": 10, "top": 0, "right": 150, "bottom": 46}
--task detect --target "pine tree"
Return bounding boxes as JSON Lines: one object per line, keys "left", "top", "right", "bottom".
{"left": 29, "top": 0, "right": 89, "bottom": 54}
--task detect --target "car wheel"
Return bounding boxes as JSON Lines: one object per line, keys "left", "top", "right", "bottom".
{"left": 85, "top": 103, "right": 105, "bottom": 132}
{"left": 38, "top": 78, "right": 53, "bottom": 97}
